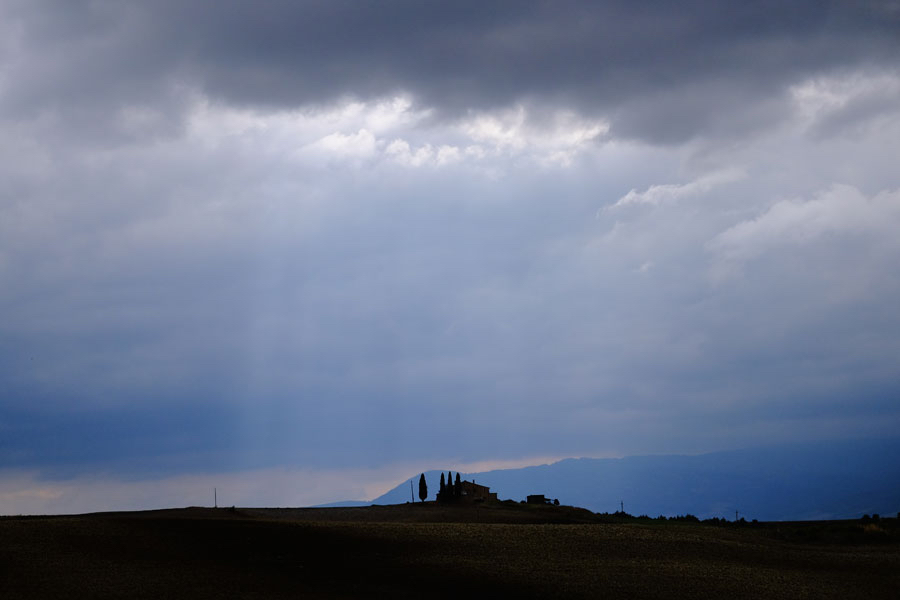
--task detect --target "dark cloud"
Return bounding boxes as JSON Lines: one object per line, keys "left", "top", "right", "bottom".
{"left": 2, "top": 1, "right": 899, "bottom": 505}
{"left": 5, "top": 1, "right": 899, "bottom": 142}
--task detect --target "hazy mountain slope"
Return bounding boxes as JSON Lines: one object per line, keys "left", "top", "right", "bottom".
{"left": 364, "top": 438, "right": 900, "bottom": 521}
{"left": 311, "top": 500, "right": 371, "bottom": 508}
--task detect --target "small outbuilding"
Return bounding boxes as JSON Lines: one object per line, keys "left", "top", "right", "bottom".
{"left": 526, "top": 494, "right": 552, "bottom": 505}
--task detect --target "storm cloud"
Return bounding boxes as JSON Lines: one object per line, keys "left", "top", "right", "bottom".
{"left": 1, "top": 1, "right": 899, "bottom": 512}
{"left": 5, "top": 1, "right": 900, "bottom": 138}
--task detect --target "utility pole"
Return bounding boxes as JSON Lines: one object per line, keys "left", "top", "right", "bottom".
{"left": 410, "top": 480, "right": 414, "bottom": 503}
{"left": 620, "top": 500, "right": 624, "bottom": 513}
{"left": 735, "top": 510, "right": 739, "bottom": 522}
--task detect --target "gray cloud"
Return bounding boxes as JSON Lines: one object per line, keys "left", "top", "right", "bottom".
{"left": 1, "top": 1, "right": 899, "bottom": 506}
{"left": 4, "top": 1, "right": 899, "bottom": 143}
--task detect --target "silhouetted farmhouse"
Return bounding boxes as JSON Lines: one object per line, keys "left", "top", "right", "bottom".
{"left": 437, "top": 472, "right": 498, "bottom": 504}
{"left": 461, "top": 480, "right": 498, "bottom": 503}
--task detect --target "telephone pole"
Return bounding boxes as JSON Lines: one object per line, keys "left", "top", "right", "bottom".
{"left": 409, "top": 480, "right": 414, "bottom": 503}
{"left": 620, "top": 500, "right": 624, "bottom": 513}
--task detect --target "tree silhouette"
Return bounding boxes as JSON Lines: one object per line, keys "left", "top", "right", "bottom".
{"left": 418, "top": 473, "right": 427, "bottom": 502}
{"left": 439, "top": 472, "right": 446, "bottom": 495}
{"left": 454, "top": 472, "right": 461, "bottom": 496}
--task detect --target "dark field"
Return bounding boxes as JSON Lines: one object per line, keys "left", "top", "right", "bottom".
{"left": 2, "top": 504, "right": 898, "bottom": 599}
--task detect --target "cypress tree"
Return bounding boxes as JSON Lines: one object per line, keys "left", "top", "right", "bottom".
{"left": 439, "top": 472, "right": 445, "bottom": 495}
{"left": 418, "top": 473, "right": 427, "bottom": 503}
{"left": 447, "top": 471, "right": 453, "bottom": 496}
{"left": 454, "top": 472, "right": 461, "bottom": 496}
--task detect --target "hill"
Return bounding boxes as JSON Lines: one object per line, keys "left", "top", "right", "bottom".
{"left": 2, "top": 506, "right": 898, "bottom": 599}
{"left": 365, "top": 438, "right": 900, "bottom": 520}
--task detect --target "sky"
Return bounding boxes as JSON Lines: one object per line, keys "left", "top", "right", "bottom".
{"left": 2, "top": 0, "right": 900, "bottom": 513}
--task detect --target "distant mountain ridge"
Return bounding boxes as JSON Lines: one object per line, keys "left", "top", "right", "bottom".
{"left": 318, "top": 438, "right": 900, "bottom": 521}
